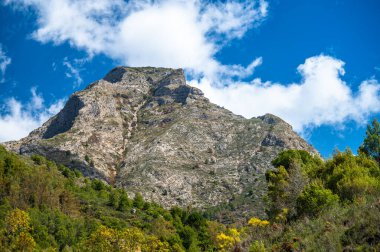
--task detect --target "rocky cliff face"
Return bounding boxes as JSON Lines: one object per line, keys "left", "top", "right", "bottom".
{"left": 3, "top": 67, "right": 318, "bottom": 218}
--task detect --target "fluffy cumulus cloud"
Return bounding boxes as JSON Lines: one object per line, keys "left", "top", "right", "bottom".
{"left": 5, "top": 0, "right": 267, "bottom": 79}
{"left": 190, "top": 55, "right": 380, "bottom": 132}
{"left": 0, "top": 44, "right": 65, "bottom": 142}
{"left": 0, "top": 88, "right": 64, "bottom": 142}
{"left": 0, "top": 45, "right": 11, "bottom": 83}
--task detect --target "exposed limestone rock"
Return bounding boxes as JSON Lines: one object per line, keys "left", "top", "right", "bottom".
{"left": 2, "top": 66, "right": 318, "bottom": 219}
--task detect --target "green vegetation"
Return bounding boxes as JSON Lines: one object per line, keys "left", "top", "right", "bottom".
{"left": 246, "top": 119, "right": 380, "bottom": 251}
{"left": 1, "top": 119, "right": 380, "bottom": 251}
{"left": 359, "top": 118, "right": 380, "bottom": 164}
{"left": 0, "top": 146, "right": 218, "bottom": 251}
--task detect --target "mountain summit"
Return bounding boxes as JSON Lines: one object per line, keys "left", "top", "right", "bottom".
{"left": 3, "top": 67, "right": 317, "bottom": 216}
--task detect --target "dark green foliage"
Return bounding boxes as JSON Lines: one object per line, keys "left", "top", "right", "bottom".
{"left": 29, "top": 208, "right": 88, "bottom": 250}
{"left": 187, "top": 212, "right": 206, "bottom": 229}
{"left": 180, "top": 225, "right": 198, "bottom": 250}
{"left": 107, "top": 190, "right": 120, "bottom": 208}
{"left": 359, "top": 118, "right": 380, "bottom": 164}
{"left": 117, "top": 191, "right": 131, "bottom": 211}
{"left": 91, "top": 179, "right": 106, "bottom": 191}
{"left": 133, "top": 192, "right": 144, "bottom": 209}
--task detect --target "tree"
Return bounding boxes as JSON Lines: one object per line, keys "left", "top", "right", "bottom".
{"left": 324, "top": 150, "right": 380, "bottom": 201}
{"left": 296, "top": 182, "right": 339, "bottom": 217}
{"left": 5, "top": 209, "right": 36, "bottom": 251}
{"left": 359, "top": 118, "right": 380, "bottom": 164}
{"left": 266, "top": 163, "right": 308, "bottom": 220}
{"left": 117, "top": 191, "right": 131, "bottom": 211}
{"left": 180, "top": 226, "right": 198, "bottom": 250}
{"left": 6, "top": 209, "right": 32, "bottom": 235}
{"left": 266, "top": 150, "right": 324, "bottom": 220}
{"left": 83, "top": 225, "right": 171, "bottom": 252}
{"left": 108, "top": 190, "right": 120, "bottom": 208}
{"left": 83, "top": 225, "right": 117, "bottom": 252}
{"left": 133, "top": 193, "right": 144, "bottom": 209}
{"left": 216, "top": 228, "right": 241, "bottom": 252}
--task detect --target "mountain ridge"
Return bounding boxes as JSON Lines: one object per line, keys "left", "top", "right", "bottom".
{"left": 2, "top": 66, "right": 318, "bottom": 217}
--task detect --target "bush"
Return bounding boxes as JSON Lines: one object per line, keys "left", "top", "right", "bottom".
{"left": 133, "top": 193, "right": 144, "bottom": 209}
{"left": 359, "top": 118, "right": 380, "bottom": 164}
{"left": 296, "top": 183, "right": 339, "bottom": 217}
{"left": 249, "top": 240, "right": 266, "bottom": 252}
{"left": 323, "top": 150, "right": 380, "bottom": 201}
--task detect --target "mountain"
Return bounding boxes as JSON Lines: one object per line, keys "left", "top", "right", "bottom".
{"left": 3, "top": 67, "right": 317, "bottom": 218}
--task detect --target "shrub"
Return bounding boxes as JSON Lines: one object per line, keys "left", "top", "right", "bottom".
{"left": 249, "top": 240, "right": 267, "bottom": 252}
{"left": 248, "top": 217, "right": 270, "bottom": 227}
{"left": 296, "top": 183, "right": 339, "bottom": 217}
{"left": 323, "top": 150, "right": 380, "bottom": 201}
{"left": 133, "top": 193, "right": 144, "bottom": 209}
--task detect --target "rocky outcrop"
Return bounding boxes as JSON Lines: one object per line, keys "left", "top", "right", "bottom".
{"left": 2, "top": 67, "right": 318, "bottom": 219}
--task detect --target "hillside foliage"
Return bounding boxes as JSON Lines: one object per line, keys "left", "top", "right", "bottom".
{"left": 0, "top": 120, "right": 380, "bottom": 251}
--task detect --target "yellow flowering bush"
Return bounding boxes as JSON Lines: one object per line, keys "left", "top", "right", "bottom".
{"left": 216, "top": 228, "right": 241, "bottom": 251}
{"left": 13, "top": 232, "right": 36, "bottom": 252}
{"left": 248, "top": 217, "right": 270, "bottom": 227}
{"left": 83, "top": 225, "right": 170, "bottom": 252}
{"left": 4, "top": 209, "right": 36, "bottom": 251}
{"left": 5, "top": 208, "right": 32, "bottom": 234}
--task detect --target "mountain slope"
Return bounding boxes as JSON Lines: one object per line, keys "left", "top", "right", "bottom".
{"left": 3, "top": 67, "right": 317, "bottom": 216}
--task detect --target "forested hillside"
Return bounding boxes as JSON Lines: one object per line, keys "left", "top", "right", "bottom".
{"left": 0, "top": 119, "right": 379, "bottom": 251}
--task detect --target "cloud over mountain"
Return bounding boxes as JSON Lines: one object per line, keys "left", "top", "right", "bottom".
{"left": 3, "top": 0, "right": 380, "bottom": 136}
{"left": 0, "top": 88, "right": 64, "bottom": 142}
{"left": 190, "top": 55, "right": 380, "bottom": 132}
{"left": 6, "top": 0, "right": 267, "bottom": 79}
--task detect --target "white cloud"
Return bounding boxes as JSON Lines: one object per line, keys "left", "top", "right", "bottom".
{"left": 0, "top": 88, "right": 64, "bottom": 142}
{"left": 5, "top": 0, "right": 267, "bottom": 79}
{"left": 29, "top": 87, "right": 44, "bottom": 110}
{"left": 200, "top": 0, "right": 267, "bottom": 40}
{"left": 4, "top": 0, "right": 380, "bottom": 135}
{"left": 0, "top": 45, "right": 11, "bottom": 83}
{"left": 190, "top": 55, "right": 380, "bottom": 132}
{"left": 63, "top": 57, "right": 84, "bottom": 87}
{"left": 217, "top": 57, "right": 263, "bottom": 80}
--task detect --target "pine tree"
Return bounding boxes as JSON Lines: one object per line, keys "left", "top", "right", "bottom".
{"left": 359, "top": 118, "right": 380, "bottom": 164}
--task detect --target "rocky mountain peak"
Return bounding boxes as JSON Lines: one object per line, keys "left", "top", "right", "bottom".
{"left": 101, "top": 66, "right": 204, "bottom": 105}
{"left": 258, "top": 113, "right": 287, "bottom": 125}
{"left": 2, "top": 67, "right": 318, "bottom": 219}
{"left": 103, "top": 66, "right": 185, "bottom": 85}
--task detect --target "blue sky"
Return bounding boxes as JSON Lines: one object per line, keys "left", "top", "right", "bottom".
{"left": 0, "top": 0, "right": 380, "bottom": 158}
